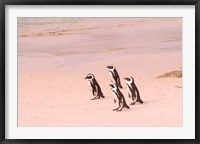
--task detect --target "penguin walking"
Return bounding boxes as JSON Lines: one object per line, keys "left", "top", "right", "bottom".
{"left": 106, "top": 65, "right": 123, "bottom": 88}
{"left": 124, "top": 76, "right": 143, "bottom": 105}
{"left": 109, "top": 83, "right": 129, "bottom": 111}
{"left": 85, "top": 73, "right": 105, "bottom": 100}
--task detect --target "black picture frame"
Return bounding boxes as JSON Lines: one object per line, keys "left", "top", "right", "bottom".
{"left": 0, "top": 0, "right": 199, "bottom": 144}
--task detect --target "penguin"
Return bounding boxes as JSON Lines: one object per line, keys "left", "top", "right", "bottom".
{"left": 85, "top": 73, "right": 105, "bottom": 100}
{"left": 106, "top": 65, "right": 123, "bottom": 88}
{"left": 124, "top": 76, "right": 143, "bottom": 105}
{"left": 109, "top": 83, "right": 129, "bottom": 111}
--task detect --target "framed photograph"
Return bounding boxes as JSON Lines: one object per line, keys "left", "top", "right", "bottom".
{"left": 0, "top": 0, "right": 199, "bottom": 143}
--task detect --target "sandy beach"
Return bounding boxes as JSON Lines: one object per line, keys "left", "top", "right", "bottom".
{"left": 18, "top": 18, "right": 182, "bottom": 126}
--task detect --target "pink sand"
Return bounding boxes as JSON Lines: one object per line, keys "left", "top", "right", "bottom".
{"left": 18, "top": 18, "right": 182, "bottom": 126}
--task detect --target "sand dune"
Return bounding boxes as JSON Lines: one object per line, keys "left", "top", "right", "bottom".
{"left": 157, "top": 70, "right": 182, "bottom": 78}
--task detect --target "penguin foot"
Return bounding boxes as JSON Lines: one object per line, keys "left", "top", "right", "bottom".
{"left": 130, "top": 102, "right": 136, "bottom": 105}
{"left": 113, "top": 108, "right": 119, "bottom": 111}
{"left": 117, "top": 108, "right": 122, "bottom": 112}
{"left": 101, "top": 95, "right": 105, "bottom": 98}
{"left": 90, "top": 97, "right": 97, "bottom": 100}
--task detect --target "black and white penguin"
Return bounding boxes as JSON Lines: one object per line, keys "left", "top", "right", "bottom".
{"left": 85, "top": 73, "right": 105, "bottom": 100}
{"left": 106, "top": 65, "right": 123, "bottom": 88}
{"left": 109, "top": 83, "right": 129, "bottom": 111}
{"left": 124, "top": 76, "right": 143, "bottom": 105}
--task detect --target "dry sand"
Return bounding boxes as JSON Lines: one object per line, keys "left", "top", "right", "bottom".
{"left": 18, "top": 18, "right": 182, "bottom": 126}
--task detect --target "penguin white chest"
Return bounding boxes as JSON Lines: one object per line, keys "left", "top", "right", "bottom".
{"left": 109, "top": 71, "right": 115, "bottom": 83}
{"left": 112, "top": 90, "right": 119, "bottom": 104}
{"left": 126, "top": 82, "right": 132, "bottom": 97}
{"left": 126, "top": 85, "right": 129, "bottom": 93}
{"left": 88, "top": 81, "right": 92, "bottom": 90}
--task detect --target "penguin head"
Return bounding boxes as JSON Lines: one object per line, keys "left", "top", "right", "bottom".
{"left": 124, "top": 76, "right": 134, "bottom": 83}
{"left": 124, "top": 77, "right": 130, "bottom": 81}
{"left": 85, "top": 73, "right": 95, "bottom": 80}
{"left": 109, "top": 83, "right": 117, "bottom": 90}
{"left": 106, "top": 65, "right": 115, "bottom": 70}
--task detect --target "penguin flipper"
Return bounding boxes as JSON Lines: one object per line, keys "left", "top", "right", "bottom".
{"left": 128, "top": 93, "right": 131, "bottom": 98}
{"left": 92, "top": 87, "right": 95, "bottom": 96}
{"left": 116, "top": 77, "right": 123, "bottom": 89}
{"left": 114, "top": 99, "right": 116, "bottom": 103}
{"left": 119, "top": 85, "right": 123, "bottom": 89}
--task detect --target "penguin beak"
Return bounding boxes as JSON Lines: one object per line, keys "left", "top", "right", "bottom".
{"left": 109, "top": 84, "right": 113, "bottom": 88}
{"left": 106, "top": 66, "right": 109, "bottom": 69}
{"left": 124, "top": 77, "right": 129, "bottom": 81}
{"left": 85, "top": 76, "right": 88, "bottom": 79}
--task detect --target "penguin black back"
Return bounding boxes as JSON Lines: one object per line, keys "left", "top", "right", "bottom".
{"left": 85, "top": 73, "right": 105, "bottom": 100}
{"left": 124, "top": 76, "right": 143, "bottom": 105}
{"left": 106, "top": 65, "right": 123, "bottom": 89}
{"left": 109, "top": 83, "right": 129, "bottom": 111}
